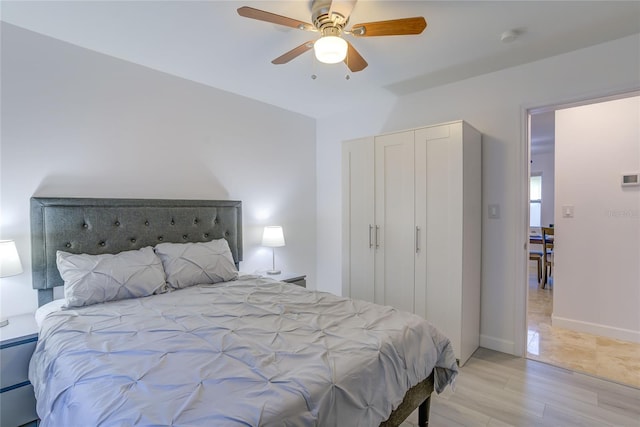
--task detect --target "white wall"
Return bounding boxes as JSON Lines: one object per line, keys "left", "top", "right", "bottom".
{"left": 553, "top": 96, "right": 640, "bottom": 342}
{"left": 316, "top": 34, "right": 640, "bottom": 355}
{"left": 0, "top": 23, "right": 317, "bottom": 318}
{"left": 531, "top": 150, "right": 555, "bottom": 228}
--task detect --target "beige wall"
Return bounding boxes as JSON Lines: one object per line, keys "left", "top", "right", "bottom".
{"left": 316, "top": 34, "right": 640, "bottom": 355}
{"left": 553, "top": 96, "right": 640, "bottom": 342}
{"left": 0, "top": 24, "right": 317, "bottom": 317}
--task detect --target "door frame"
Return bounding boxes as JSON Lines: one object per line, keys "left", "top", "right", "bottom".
{"left": 515, "top": 88, "right": 640, "bottom": 357}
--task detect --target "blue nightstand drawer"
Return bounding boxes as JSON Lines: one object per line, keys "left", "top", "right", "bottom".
{"left": 0, "top": 383, "right": 37, "bottom": 427}
{"left": 1, "top": 314, "right": 39, "bottom": 427}
{"left": 1, "top": 339, "right": 37, "bottom": 390}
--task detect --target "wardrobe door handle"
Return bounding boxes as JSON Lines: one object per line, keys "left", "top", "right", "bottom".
{"left": 375, "top": 225, "right": 380, "bottom": 249}
{"left": 369, "top": 224, "right": 373, "bottom": 248}
{"left": 416, "top": 226, "right": 421, "bottom": 253}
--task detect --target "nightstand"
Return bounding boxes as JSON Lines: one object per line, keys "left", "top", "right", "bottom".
{"left": 260, "top": 271, "right": 306, "bottom": 288}
{"left": 0, "top": 313, "right": 38, "bottom": 427}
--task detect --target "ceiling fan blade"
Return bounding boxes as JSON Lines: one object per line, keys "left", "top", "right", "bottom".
{"left": 351, "top": 17, "right": 427, "bottom": 37}
{"left": 329, "top": 0, "right": 358, "bottom": 21}
{"left": 272, "top": 41, "right": 314, "bottom": 64}
{"left": 344, "top": 41, "right": 368, "bottom": 72}
{"left": 237, "top": 6, "right": 314, "bottom": 31}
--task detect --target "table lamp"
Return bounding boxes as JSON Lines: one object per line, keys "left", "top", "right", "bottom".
{"left": 0, "top": 240, "right": 24, "bottom": 327}
{"left": 262, "top": 226, "right": 285, "bottom": 275}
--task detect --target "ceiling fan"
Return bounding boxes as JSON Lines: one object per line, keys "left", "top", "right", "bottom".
{"left": 237, "top": 0, "right": 427, "bottom": 72}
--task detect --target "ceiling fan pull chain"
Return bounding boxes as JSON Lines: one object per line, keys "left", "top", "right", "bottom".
{"left": 311, "top": 51, "right": 318, "bottom": 80}
{"left": 345, "top": 50, "right": 350, "bottom": 80}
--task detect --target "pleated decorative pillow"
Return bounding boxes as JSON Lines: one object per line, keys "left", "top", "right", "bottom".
{"left": 154, "top": 238, "right": 238, "bottom": 289}
{"left": 57, "top": 246, "right": 167, "bottom": 308}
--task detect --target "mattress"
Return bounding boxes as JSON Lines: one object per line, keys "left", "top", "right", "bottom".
{"left": 29, "top": 276, "right": 457, "bottom": 426}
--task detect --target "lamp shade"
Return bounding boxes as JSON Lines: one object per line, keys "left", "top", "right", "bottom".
{"left": 314, "top": 36, "right": 348, "bottom": 64}
{"left": 262, "top": 226, "right": 285, "bottom": 247}
{"left": 0, "top": 240, "right": 23, "bottom": 278}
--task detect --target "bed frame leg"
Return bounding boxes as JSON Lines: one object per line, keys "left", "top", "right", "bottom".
{"left": 418, "top": 396, "right": 431, "bottom": 426}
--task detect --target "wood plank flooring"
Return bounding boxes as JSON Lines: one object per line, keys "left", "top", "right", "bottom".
{"left": 401, "top": 347, "right": 640, "bottom": 426}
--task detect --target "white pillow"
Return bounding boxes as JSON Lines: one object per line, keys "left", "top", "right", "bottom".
{"left": 57, "top": 246, "right": 167, "bottom": 308}
{"left": 154, "top": 239, "right": 238, "bottom": 289}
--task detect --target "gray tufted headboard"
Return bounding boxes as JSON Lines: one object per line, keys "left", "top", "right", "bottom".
{"left": 30, "top": 197, "right": 243, "bottom": 306}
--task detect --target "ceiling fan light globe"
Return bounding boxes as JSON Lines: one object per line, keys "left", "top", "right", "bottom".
{"left": 314, "top": 36, "right": 348, "bottom": 64}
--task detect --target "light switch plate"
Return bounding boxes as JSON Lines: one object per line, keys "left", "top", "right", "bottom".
{"left": 488, "top": 204, "right": 500, "bottom": 219}
{"left": 562, "top": 205, "right": 574, "bottom": 218}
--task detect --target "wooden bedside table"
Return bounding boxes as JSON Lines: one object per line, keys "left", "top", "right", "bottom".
{"left": 0, "top": 313, "right": 38, "bottom": 427}
{"left": 259, "top": 271, "right": 307, "bottom": 288}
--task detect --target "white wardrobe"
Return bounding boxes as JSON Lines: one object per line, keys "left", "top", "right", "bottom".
{"left": 342, "top": 120, "right": 481, "bottom": 365}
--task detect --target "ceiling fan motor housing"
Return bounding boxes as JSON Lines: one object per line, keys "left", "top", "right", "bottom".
{"left": 312, "top": 0, "right": 348, "bottom": 33}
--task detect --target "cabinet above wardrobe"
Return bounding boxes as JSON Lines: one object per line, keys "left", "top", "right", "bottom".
{"left": 342, "top": 120, "right": 482, "bottom": 365}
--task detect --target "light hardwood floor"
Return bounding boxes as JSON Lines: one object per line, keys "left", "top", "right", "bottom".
{"left": 401, "top": 347, "right": 640, "bottom": 426}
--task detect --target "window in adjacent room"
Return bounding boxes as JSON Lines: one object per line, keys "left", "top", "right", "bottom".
{"left": 530, "top": 174, "right": 542, "bottom": 227}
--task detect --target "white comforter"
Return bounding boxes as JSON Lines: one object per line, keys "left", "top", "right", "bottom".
{"left": 30, "top": 276, "right": 457, "bottom": 426}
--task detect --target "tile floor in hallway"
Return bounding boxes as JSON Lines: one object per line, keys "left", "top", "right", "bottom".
{"left": 527, "top": 267, "right": 640, "bottom": 389}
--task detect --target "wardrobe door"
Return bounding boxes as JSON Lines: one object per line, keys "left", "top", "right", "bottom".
{"left": 414, "top": 132, "right": 428, "bottom": 318}
{"left": 415, "top": 121, "right": 482, "bottom": 366}
{"left": 342, "top": 137, "right": 375, "bottom": 302}
{"left": 415, "top": 123, "right": 463, "bottom": 356}
{"left": 374, "top": 131, "right": 415, "bottom": 312}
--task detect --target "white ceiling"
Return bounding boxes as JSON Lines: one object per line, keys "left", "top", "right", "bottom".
{"left": 2, "top": 0, "right": 639, "bottom": 124}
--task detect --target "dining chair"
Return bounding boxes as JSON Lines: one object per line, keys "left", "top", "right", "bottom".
{"left": 541, "top": 226, "right": 555, "bottom": 288}
{"left": 529, "top": 250, "right": 544, "bottom": 285}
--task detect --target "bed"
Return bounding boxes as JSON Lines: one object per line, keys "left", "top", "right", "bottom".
{"left": 28, "top": 197, "right": 457, "bottom": 426}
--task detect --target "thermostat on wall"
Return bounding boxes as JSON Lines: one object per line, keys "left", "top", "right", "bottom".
{"left": 621, "top": 173, "right": 640, "bottom": 187}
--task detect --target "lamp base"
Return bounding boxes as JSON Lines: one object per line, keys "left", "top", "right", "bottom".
{"left": 266, "top": 270, "right": 281, "bottom": 275}
{"left": 0, "top": 318, "right": 8, "bottom": 328}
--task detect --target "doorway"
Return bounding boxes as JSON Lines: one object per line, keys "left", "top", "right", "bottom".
{"left": 526, "top": 109, "right": 555, "bottom": 362}
{"left": 523, "top": 93, "right": 640, "bottom": 388}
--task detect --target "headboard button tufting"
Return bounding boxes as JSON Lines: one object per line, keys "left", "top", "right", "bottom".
{"left": 29, "top": 198, "right": 243, "bottom": 307}
{"left": 171, "top": 220, "right": 175, "bottom": 225}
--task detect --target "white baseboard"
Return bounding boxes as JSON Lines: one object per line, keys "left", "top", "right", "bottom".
{"left": 480, "top": 334, "right": 516, "bottom": 355}
{"left": 552, "top": 315, "right": 640, "bottom": 344}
